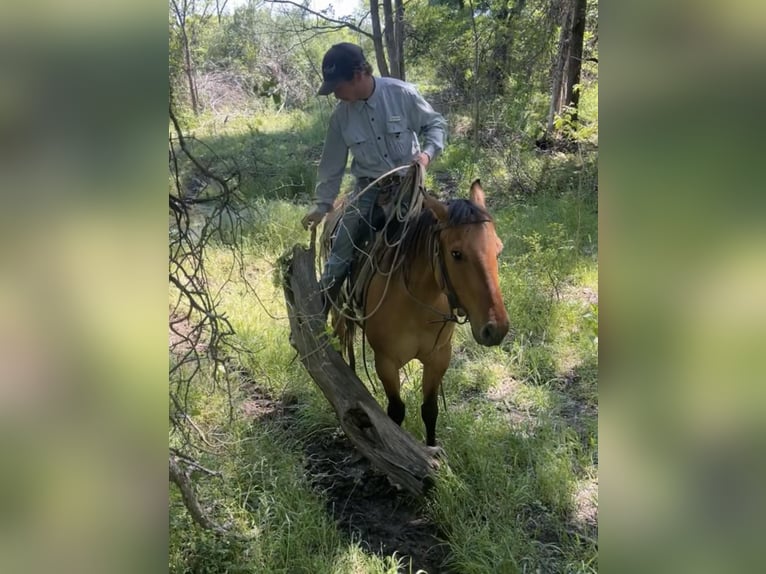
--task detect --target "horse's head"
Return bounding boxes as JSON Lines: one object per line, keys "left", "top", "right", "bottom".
{"left": 423, "top": 180, "right": 510, "bottom": 346}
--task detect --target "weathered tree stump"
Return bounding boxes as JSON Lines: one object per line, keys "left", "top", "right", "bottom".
{"left": 280, "top": 242, "right": 441, "bottom": 496}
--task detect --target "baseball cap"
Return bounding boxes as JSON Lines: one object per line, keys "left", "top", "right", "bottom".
{"left": 318, "top": 43, "right": 366, "bottom": 96}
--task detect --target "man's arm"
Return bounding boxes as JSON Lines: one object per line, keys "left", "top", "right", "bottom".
{"left": 408, "top": 89, "right": 447, "bottom": 163}
{"left": 314, "top": 111, "right": 348, "bottom": 210}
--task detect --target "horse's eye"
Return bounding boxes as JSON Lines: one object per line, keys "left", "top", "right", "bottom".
{"left": 451, "top": 250, "right": 462, "bottom": 260}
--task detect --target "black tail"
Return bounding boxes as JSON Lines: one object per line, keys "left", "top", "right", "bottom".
{"left": 331, "top": 311, "right": 357, "bottom": 373}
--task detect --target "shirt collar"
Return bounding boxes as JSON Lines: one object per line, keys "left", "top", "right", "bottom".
{"left": 361, "top": 76, "right": 378, "bottom": 109}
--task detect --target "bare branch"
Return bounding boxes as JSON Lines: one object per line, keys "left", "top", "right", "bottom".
{"left": 170, "top": 448, "right": 223, "bottom": 476}
{"left": 169, "top": 455, "right": 230, "bottom": 535}
{"left": 168, "top": 100, "right": 245, "bottom": 442}
{"left": 267, "top": 0, "right": 373, "bottom": 38}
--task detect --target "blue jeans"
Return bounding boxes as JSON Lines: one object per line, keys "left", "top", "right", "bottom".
{"left": 320, "top": 179, "right": 381, "bottom": 295}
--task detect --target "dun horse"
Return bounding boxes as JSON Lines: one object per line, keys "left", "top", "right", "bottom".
{"left": 322, "top": 178, "right": 509, "bottom": 446}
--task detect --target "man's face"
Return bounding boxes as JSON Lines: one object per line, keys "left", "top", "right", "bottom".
{"left": 332, "top": 72, "right": 362, "bottom": 102}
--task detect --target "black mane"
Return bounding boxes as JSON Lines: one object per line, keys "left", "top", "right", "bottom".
{"left": 444, "top": 198, "right": 493, "bottom": 227}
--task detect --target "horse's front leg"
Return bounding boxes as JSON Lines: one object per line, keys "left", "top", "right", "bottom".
{"left": 421, "top": 347, "right": 451, "bottom": 447}
{"left": 375, "top": 356, "right": 405, "bottom": 425}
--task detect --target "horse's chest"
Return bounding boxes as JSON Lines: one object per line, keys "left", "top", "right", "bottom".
{"left": 366, "top": 309, "right": 453, "bottom": 364}
{"left": 365, "top": 275, "right": 453, "bottom": 362}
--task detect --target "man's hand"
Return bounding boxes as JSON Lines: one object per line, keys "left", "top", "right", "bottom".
{"left": 416, "top": 152, "right": 431, "bottom": 169}
{"left": 301, "top": 204, "right": 329, "bottom": 230}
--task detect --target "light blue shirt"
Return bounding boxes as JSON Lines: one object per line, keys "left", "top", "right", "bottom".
{"left": 314, "top": 76, "right": 447, "bottom": 209}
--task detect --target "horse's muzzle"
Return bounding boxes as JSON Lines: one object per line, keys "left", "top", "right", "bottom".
{"left": 478, "top": 320, "right": 509, "bottom": 346}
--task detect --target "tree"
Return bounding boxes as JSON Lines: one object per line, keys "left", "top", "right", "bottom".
{"left": 563, "top": 0, "right": 587, "bottom": 123}
{"left": 467, "top": 0, "right": 480, "bottom": 147}
{"left": 394, "top": 0, "right": 405, "bottom": 79}
{"left": 214, "top": 0, "right": 229, "bottom": 23}
{"left": 382, "top": 0, "right": 398, "bottom": 77}
{"left": 369, "top": 0, "right": 391, "bottom": 76}
{"left": 266, "top": 0, "right": 405, "bottom": 80}
{"left": 484, "top": 0, "right": 526, "bottom": 96}
{"left": 368, "top": 0, "right": 405, "bottom": 79}
{"left": 378, "top": 0, "right": 406, "bottom": 80}
{"left": 546, "top": 0, "right": 589, "bottom": 137}
{"left": 170, "top": 0, "right": 214, "bottom": 115}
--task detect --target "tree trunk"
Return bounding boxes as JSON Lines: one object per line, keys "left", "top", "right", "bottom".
{"left": 214, "top": 0, "right": 228, "bottom": 24}
{"left": 182, "top": 33, "right": 199, "bottom": 116}
{"left": 468, "top": 0, "right": 480, "bottom": 150}
{"left": 394, "top": 0, "right": 405, "bottom": 81}
{"left": 381, "top": 0, "right": 400, "bottom": 79}
{"left": 488, "top": 6, "right": 509, "bottom": 97}
{"left": 369, "top": 0, "right": 391, "bottom": 76}
{"left": 564, "top": 0, "right": 587, "bottom": 123}
{"left": 487, "top": 0, "right": 525, "bottom": 96}
{"left": 280, "top": 243, "right": 441, "bottom": 496}
{"left": 545, "top": 1, "right": 573, "bottom": 135}
{"left": 171, "top": 0, "right": 200, "bottom": 116}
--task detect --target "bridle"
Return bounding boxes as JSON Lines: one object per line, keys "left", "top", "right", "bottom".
{"left": 432, "top": 235, "right": 468, "bottom": 324}
{"left": 424, "top": 219, "right": 492, "bottom": 325}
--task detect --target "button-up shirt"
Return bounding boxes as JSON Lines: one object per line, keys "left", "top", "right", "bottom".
{"left": 314, "top": 76, "right": 447, "bottom": 208}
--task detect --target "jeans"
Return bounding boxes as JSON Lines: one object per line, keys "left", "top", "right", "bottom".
{"left": 320, "top": 178, "right": 386, "bottom": 295}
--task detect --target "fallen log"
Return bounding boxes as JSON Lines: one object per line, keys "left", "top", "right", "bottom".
{"left": 280, "top": 241, "right": 441, "bottom": 496}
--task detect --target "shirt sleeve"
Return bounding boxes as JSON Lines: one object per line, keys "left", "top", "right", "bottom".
{"left": 407, "top": 88, "right": 447, "bottom": 162}
{"left": 314, "top": 110, "right": 348, "bottom": 209}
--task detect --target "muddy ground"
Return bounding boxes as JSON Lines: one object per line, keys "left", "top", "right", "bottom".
{"left": 241, "top": 382, "right": 450, "bottom": 573}
{"left": 304, "top": 430, "right": 449, "bottom": 573}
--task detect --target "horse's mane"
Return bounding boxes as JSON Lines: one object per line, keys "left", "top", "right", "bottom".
{"left": 397, "top": 198, "right": 493, "bottom": 278}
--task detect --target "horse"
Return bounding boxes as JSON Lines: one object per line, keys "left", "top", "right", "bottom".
{"left": 321, "top": 176, "right": 509, "bottom": 446}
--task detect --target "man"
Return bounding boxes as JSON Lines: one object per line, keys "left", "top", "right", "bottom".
{"left": 301, "top": 42, "right": 447, "bottom": 315}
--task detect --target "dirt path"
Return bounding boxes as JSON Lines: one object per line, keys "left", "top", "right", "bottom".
{"left": 241, "top": 383, "right": 450, "bottom": 573}
{"left": 304, "top": 430, "right": 449, "bottom": 572}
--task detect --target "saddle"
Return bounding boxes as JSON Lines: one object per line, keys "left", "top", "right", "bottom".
{"left": 320, "top": 165, "right": 426, "bottom": 321}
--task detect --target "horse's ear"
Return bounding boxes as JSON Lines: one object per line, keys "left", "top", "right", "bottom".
{"left": 423, "top": 193, "right": 449, "bottom": 222}
{"left": 470, "top": 179, "right": 485, "bottom": 208}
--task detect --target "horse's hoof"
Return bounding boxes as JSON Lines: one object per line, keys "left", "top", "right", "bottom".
{"left": 426, "top": 445, "right": 447, "bottom": 461}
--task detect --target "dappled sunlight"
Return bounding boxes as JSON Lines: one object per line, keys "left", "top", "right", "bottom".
{"left": 329, "top": 543, "right": 407, "bottom": 574}
{"left": 168, "top": 4, "right": 598, "bottom": 570}
{"left": 428, "top": 402, "right": 590, "bottom": 571}
{"left": 172, "top": 161, "right": 597, "bottom": 567}
{"left": 172, "top": 172, "right": 598, "bottom": 571}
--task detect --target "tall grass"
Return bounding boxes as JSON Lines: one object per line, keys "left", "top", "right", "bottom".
{"left": 170, "top": 107, "right": 597, "bottom": 573}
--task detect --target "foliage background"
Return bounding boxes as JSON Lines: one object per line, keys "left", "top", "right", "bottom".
{"left": 1, "top": 1, "right": 765, "bottom": 574}
{"left": 168, "top": 1, "right": 600, "bottom": 572}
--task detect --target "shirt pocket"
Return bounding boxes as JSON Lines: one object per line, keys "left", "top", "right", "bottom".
{"left": 342, "top": 125, "right": 374, "bottom": 166}
{"left": 385, "top": 122, "right": 415, "bottom": 162}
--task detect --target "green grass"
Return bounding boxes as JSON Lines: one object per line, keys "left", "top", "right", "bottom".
{"left": 427, "top": 423, "right": 585, "bottom": 573}
{"left": 170, "top": 413, "right": 399, "bottom": 573}
{"left": 176, "top": 107, "right": 331, "bottom": 204}
{"left": 170, "top": 107, "right": 598, "bottom": 573}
